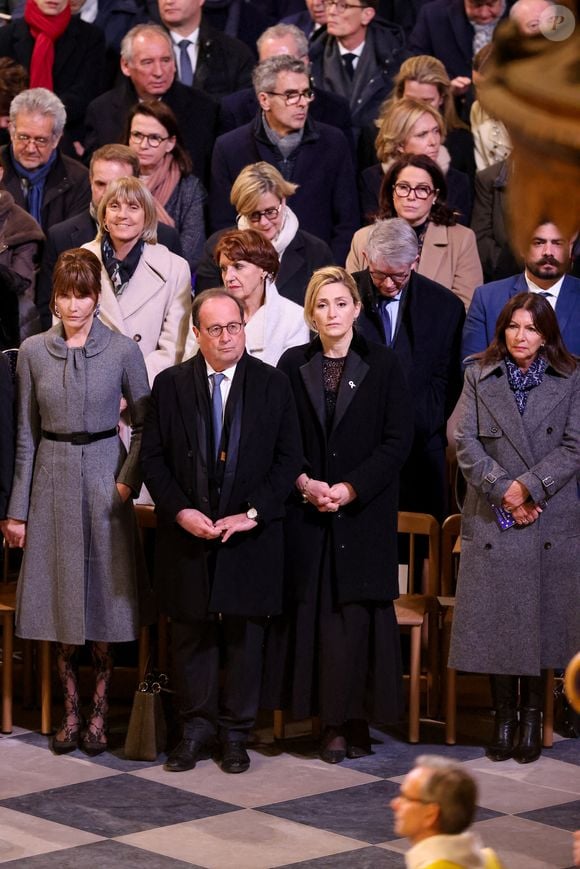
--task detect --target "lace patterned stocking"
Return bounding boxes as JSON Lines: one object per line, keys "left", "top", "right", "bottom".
{"left": 85, "top": 642, "right": 114, "bottom": 747}
{"left": 55, "top": 643, "right": 81, "bottom": 741}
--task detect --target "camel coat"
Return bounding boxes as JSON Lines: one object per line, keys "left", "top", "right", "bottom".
{"left": 9, "top": 319, "right": 150, "bottom": 645}
{"left": 83, "top": 240, "right": 194, "bottom": 385}
{"left": 346, "top": 221, "right": 483, "bottom": 311}
{"left": 449, "top": 360, "right": 580, "bottom": 675}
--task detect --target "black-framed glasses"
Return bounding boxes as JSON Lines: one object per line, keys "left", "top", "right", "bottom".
{"left": 14, "top": 133, "right": 54, "bottom": 147}
{"left": 204, "top": 322, "right": 244, "bottom": 338}
{"left": 266, "top": 89, "right": 315, "bottom": 106}
{"left": 369, "top": 268, "right": 410, "bottom": 287}
{"left": 324, "top": 0, "right": 368, "bottom": 10}
{"left": 247, "top": 203, "right": 283, "bottom": 224}
{"left": 129, "top": 130, "right": 171, "bottom": 148}
{"left": 393, "top": 182, "right": 437, "bottom": 200}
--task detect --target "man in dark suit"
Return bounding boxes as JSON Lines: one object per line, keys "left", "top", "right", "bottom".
{"left": 36, "top": 144, "right": 183, "bottom": 330}
{"left": 282, "top": 0, "right": 327, "bottom": 40}
{"left": 462, "top": 221, "right": 580, "bottom": 360}
{"left": 210, "top": 56, "right": 359, "bottom": 264}
{"left": 83, "top": 23, "right": 218, "bottom": 184}
{"left": 354, "top": 218, "right": 465, "bottom": 519}
{"left": 141, "top": 288, "right": 301, "bottom": 773}
{"left": 1, "top": 88, "right": 90, "bottom": 235}
{"left": 158, "top": 0, "right": 255, "bottom": 98}
{"left": 218, "top": 22, "right": 354, "bottom": 153}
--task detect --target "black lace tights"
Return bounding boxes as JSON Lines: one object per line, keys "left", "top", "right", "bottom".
{"left": 55, "top": 642, "right": 114, "bottom": 745}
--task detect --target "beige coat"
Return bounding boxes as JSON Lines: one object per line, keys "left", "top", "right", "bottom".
{"left": 83, "top": 240, "right": 194, "bottom": 385}
{"left": 346, "top": 222, "right": 483, "bottom": 311}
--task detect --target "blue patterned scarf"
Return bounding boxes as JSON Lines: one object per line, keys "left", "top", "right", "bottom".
{"left": 505, "top": 354, "right": 547, "bottom": 415}
{"left": 10, "top": 146, "right": 57, "bottom": 225}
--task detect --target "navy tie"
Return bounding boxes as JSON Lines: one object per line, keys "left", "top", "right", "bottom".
{"left": 379, "top": 299, "right": 393, "bottom": 346}
{"left": 342, "top": 53, "right": 356, "bottom": 80}
{"left": 211, "top": 372, "right": 225, "bottom": 462}
{"left": 178, "top": 39, "right": 193, "bottom": 87}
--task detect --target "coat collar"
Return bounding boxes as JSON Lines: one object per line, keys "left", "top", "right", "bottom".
{"left": 44, "top": 316, "right": 113, "bottom": 359}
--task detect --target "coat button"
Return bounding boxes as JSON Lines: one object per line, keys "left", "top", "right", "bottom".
{"left": 490, "top": 426, "right": 498, "bottom": 433}
{"left": 544, "top": 542, "right": 552, "bottom": 550}
{"left": 337, "top": 512, "right": 342, "bottom": 519}
{"left": 340, "top": 544, "right": 345, "bottom": 550}
{"left": 547, "top": 427, "right": 553, "bottom": 434}
{"left": 484, "top": 543, "right": 492, "bottom": 550}
{"left": 187, "top": 450, "right": 193, "bottom": 458}
{"left": 331, "top": 451, "right": 337, "bottom": 458}
{"left": 133, "top": 334, "right": 142, "bottom": 342}
{"left": 201, "top": 496, "right": 208, "bottom": 503}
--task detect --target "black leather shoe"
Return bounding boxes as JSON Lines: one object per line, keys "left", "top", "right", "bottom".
{"left": 485, "top": 717, "right": 518, "bottom": 762}
{"left": 164, "top": 738, "right": 213, "bottom": 772}
{"left": 346, "top": 720, "right": 372, "bottom": 759}
{"left": 320, "top": 728, "right": 346, "bottom": 764}
{"left": 514, "top": 710, "right": 542, "bottom": 764}
{"left": 221, "top": 742, "right": 250, "bottom": 774}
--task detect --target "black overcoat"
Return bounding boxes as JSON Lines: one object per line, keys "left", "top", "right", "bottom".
{"left": 141, "top": 351, "right": 301, "bottom": 621}
{"left": 278, "top": 333, "right": 413, "bottom": 605}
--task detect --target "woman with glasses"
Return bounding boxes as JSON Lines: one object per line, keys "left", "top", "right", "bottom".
{"left": 210, "top": 228, "right": 308, "bottom": 365}
{"left": 347, "top": 154, "right": 482, "bottom": 310}
{"left": 262, "top": 266, "right": 412, "bottom": 763}
{"left": 197, "top": 162, "right": 333, "bottom": 305}
{"left": 125, "top": 101, "right": 206, "bottom": 272}
{"left": 359, "top": 98, "right": 472, "bottom": 226}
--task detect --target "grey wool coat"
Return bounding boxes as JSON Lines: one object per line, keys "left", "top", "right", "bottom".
{"left": 9, "top": 318, "right": 150, "bottom": 645}
{"left": 449, "top": 359, "right": 580, "bottom": 676}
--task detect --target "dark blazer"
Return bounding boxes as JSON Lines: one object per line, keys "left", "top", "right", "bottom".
{"left": 196, "top": 226, "right": 334, "bottom": 305}
{"left": 354, "top": 268, "right": 465, "bottom": 517}
{"left": 36, "top": 211, "right": 184, "bottom": 330}
{"left": 0, "top": 352, "right": 14, "bottom": 518}
{"left": 462, "top": 273, "right": 580, "bottom": 361}
{"left": 140, "top": 351, "right": 302, "bottom": 621}
{"left": 0, "top": 146, "right": 91, "bottom": 236}
{"left": 209, "top": 115, "right": 359, "bottom": 264}
{"left": 471, "top": 160, "right": 520, "bottom": 282}
{"left": 278, "top": 333, "right": 413, "bottom": 604}
{"left": 0, "top": 17, "right": 105, "bottom": 139}
{"left": 218, "top": 86, "right": 355, "bottom": 157}
{"left": 280, "top": 9, "right": 318, "bottom": 38}
{"left": 191, "top": 18, "right": 254, "bottom": 98}
{"left": 83, "top": 78, "right": 218, "bottom": 185}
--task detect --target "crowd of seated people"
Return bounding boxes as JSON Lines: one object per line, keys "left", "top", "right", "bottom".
{"left": 0, "top": 0, "right": 578, "bottom": 783}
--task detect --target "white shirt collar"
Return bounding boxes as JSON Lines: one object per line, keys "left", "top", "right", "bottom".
{"left": 169, "top": 27, "right": 199, "bottom": 46}
{"left": 524, "top": 271, "right": 565, "bottom": 303}
{"left": 338, "top": 39, "right": 365, "bottom": 58}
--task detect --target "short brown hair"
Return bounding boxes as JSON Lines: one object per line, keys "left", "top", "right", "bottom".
{"left": 50, "top": 248, "right": 102, "bottom": 316}
{"left": 415, "top": 756, "right": 478, "bottom": 835}
{"left": 125, "top": 100, "right": 193, "bottom": 177}
{"left": 90, "top": 144, "right": 140, "bottom": 178}
{"left": 303, "top": 266, "right": 360, "bottom": 326}
{"left": 0, "top": 58, "right": 28, "bottom": 117}
{"left": 191, "top": 288, "right": 245, "bottom": 329}
{"left": 214, "top": 229, "right": 279, "bottom": 280}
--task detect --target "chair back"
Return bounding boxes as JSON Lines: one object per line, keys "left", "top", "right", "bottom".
{"left": 441, "top": 513, "right": 461, "bottom": 596}
{"left": 397, "top": 511, "right": 440, "bottom": 596}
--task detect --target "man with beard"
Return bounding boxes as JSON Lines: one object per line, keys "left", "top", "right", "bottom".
{"left": 462, "top": 222, "right": 580, "bottom": 359}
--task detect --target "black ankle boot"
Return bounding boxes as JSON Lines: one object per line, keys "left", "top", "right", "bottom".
{"left": 486, "top": 675, "right": 518, "bottom": 762}
{"left": 514, "top": 675, "right": 543, "bottom": 764}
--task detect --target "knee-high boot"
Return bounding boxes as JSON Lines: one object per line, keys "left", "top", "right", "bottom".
{"left": 514, "top": 674, "right": 543, "bottom": 764}
{"left": 486, "top": 674, "right": 518, "bottom": 762}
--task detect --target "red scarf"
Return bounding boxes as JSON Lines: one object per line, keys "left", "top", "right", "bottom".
{"left": 24, "top": 0, "right": 71, "bottom": 91}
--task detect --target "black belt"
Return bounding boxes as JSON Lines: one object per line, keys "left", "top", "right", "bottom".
{"left": 41, "top": 428, "right": 118, "bottom": 445}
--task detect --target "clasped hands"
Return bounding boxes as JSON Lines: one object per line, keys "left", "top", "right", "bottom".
{"left": 299, "top": 475, "right": 356, "bottom": 513}
{"left": 501, "top": 480, "right": 543, "bottom": 526}
{"left": 176, "top": 508, "right": 257, "bottom": 542}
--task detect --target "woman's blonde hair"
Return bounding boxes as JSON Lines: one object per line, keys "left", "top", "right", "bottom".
{"left": 97, "top": 176, "right": 158, "bottom": 244}
{"left": 375, "top": 98, "right": 446, "bottom": 164}
{"left": 303, "top": 266, "right": 360, "bottom": 327}
{"left": 230, "top": 162, "right": 298, "bottom": 216}
{"left": 381, "top": 55, "right": 466, "bottom": 133}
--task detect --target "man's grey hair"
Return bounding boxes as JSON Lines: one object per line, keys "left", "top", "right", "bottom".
{"left": 9, "top": 88, "right": 66, "bottom": 138}
{"left": 257, "top": 24, "right": 309, "bottom": 61}
{"left": 121, "top": 23, "right": 172, "bottom": 65}
{"left": 366, "top": 218, "right": 418, "bottom": 269}
{"left": 252, "top": 56, "right": 308, "bottom": 97}
{"left": 414, "top": 755, "right": 478, "bottom": 835}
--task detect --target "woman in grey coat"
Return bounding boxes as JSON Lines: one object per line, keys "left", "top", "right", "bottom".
{"left": 449, "top": 292, "right": 580, "bottom": 764}
{"left": 3, "top": 249, "right": 150, "bottom": 756}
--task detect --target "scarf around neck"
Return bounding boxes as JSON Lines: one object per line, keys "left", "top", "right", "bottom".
{"left": 24, "top": 0, "right": 71, "bottom": 91}
{"left": 11, "top": 145, "right": 57, "bottom": 224}
{"left": 101, "top": 232, "right": 144, "bottom": 296}
{"left": 140, "top": 153, "right": 180, "bottom": 228}
{"left": 505, "top": 353, "right": 547, "bottom": 415}
{"left": 237, "top": 204, "right": 299, "bottom": 259}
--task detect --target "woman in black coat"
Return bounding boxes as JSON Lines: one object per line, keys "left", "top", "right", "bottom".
{"left": 263, "top": 266, "right": 413, "bottom": 762}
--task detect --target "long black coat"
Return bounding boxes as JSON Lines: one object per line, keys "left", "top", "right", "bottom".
{"left": 278, "top": 333, "right": 413, "bottom": 605}
{"left": 141, "top": 351, "right": 302, "bottom": 621}
{"left": 0, "top": 353, "right": 14, "bottom": 519}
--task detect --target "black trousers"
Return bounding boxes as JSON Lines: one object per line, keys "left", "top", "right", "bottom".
{"left": 171, "top": 615, "right": 265, "bottom": 744}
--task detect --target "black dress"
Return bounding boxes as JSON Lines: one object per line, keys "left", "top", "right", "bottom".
{"left": 262, "top": 347, "right": 404, "bottom": 727}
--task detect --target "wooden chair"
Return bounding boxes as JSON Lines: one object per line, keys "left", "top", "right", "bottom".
{"left": 442, "top": 515, "right": 554, "bottom": 748}
{"left": 394, "top": 511, "right": 441, "bottom": 743}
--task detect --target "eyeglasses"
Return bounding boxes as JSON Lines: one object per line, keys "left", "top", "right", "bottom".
{"left": 369, "top": 268, "right": 410, "bottom": 287}
{"left": 129, "top": 130, "right": 171, "bottom": 148}
{"left": 393, "top": 182, "right": 437, "bottom": 200}
{"left": 14, "top": 133, "right": 53, "bottom": 147}
{"left": 324, "top": 0, "right": 368, "bottom": 11}
{"left": 204, "top": 322, "right": 244, "bottom": 338}
{"left": 247, "top": 204, "right": 283, "bottom": 224}
{"left": 396, "top": 789, "right": 436, "bottom": 805}
{"left": 266, "top": 89, "right": 315, "bottom": 106}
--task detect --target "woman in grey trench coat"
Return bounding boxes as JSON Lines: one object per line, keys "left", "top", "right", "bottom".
{"left": 3, "top": 249, "right": 150, "bottom": 756}
{"left": 449, "top": 292, "right": 580, "bottom": 764}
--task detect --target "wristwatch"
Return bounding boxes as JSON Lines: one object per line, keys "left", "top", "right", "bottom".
{"left": 246, "top": 506, "right": 259, "bottom": 522}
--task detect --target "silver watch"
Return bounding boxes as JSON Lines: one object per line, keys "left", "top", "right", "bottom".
{"left": 246, "top": 506, "right": 258, "bottom": 522}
